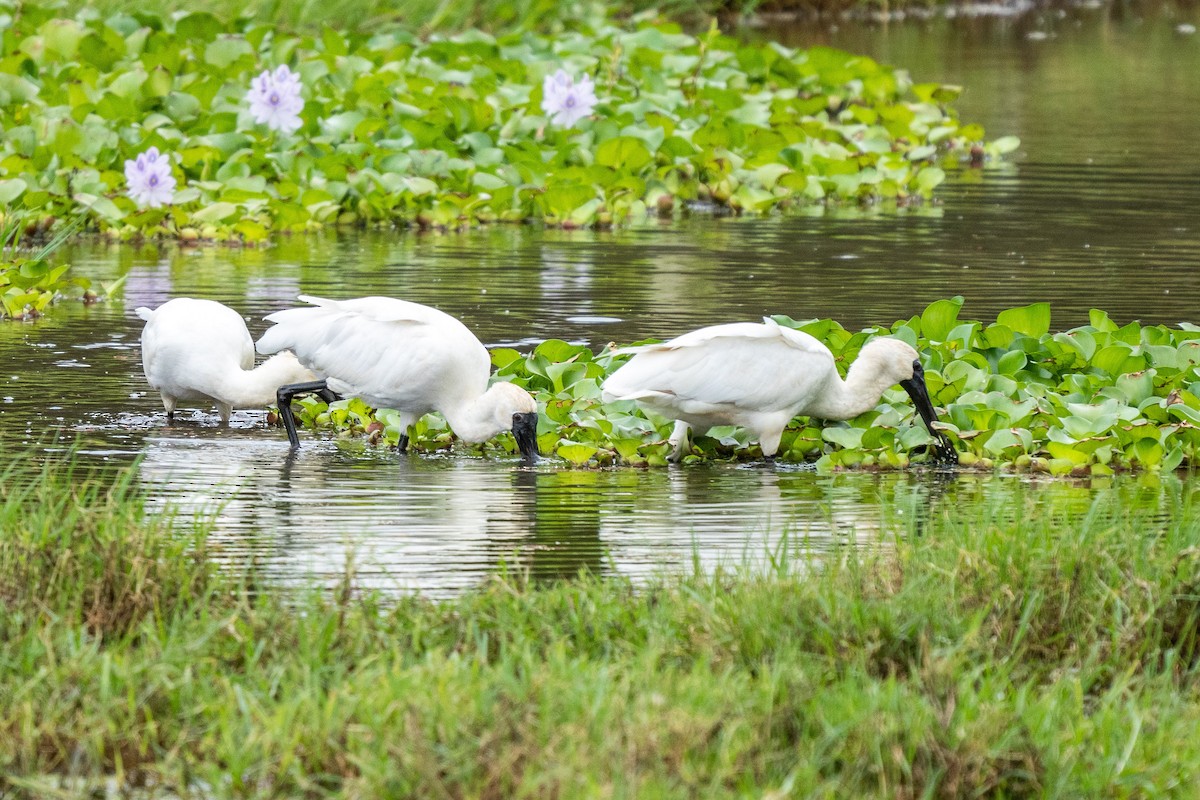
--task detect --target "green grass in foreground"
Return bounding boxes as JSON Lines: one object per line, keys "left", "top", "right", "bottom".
{"left": 3, "top": 458, "right": 1200, "bottom": 796}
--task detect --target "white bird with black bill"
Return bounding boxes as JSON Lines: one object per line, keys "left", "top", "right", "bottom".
{"left": 600, "top": 318, "right": 957, "bottom": 465}
{"left": 256, "top": 295, "right": 540, "bottom": 464}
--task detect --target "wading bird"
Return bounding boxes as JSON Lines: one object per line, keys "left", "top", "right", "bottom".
{"left": 256, "top": 295, "right": 540, "bottom": 463}
{"left": 137, "top": 298, "right": 315, "bottom": 424}
{"left": 601, "top": 318, "right": 957, "bottom": 465}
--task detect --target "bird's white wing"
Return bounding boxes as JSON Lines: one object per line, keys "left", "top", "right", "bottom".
{"left": 297, "top": 295, "right": 464, "bottom": 328}
{"left": 604, "top": 320, "right": 835, "bottom": 413}
{"left": 611, "top": 320, "right": 826, "bottom": 355}
{"left": 257, "top": 296, "right": 489, "bottom": 409}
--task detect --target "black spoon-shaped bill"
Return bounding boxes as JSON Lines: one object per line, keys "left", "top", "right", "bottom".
{"left": 512, "top": 411, "right": 540, "bottom": 465}
{"left": 898, "top": 360, "right": 958, "bottom": 467}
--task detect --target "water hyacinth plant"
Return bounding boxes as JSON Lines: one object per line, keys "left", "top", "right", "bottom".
{"left": 0, "top": 6, "right": 1013, "bottom": 242}
{"left": 245, "top": 64, "right": 304, "bottom": 134}
{"left": 123, "top": 146, "right": 177, "bottom": 208}
{"left": 290, "top": 299, "right": 1200, "bottom": 474}
{"left": 541, "top": 69, "right": 599, "bottom": 127}
{"left": 0, "top": 213, "right": 101, "bottom": 319}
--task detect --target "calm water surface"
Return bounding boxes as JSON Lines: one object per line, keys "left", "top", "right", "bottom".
{"left": 3, "top": 4, "right": 1199, "bottom": 592}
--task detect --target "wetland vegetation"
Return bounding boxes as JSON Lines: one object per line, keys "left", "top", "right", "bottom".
{"left": 50, "top": 0, "right": 1037, "bottom": 39}
{"left": 0, "top": 0, "right": 1008, "bottom": 245}
{"left": 3, "top": 458, "right": 1200, "bottom": 796}
{"left": 294, "top": 298, "right": 1200, "bottom": 473}
{"left": 5, "top": 0, "right": 1200, "bottom": 795}
{"left": 0, "top": 212, "right": 84, "bottom": 319}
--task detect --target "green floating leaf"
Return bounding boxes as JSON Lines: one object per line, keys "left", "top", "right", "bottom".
{"left": 990, "top": 135, "right": 1021, "bottom": 155}
{"left": 0, "top": 179, "right": 28, "bottom": 204}
{"left": 322, "top": 111, "right": 367, "bottom": 140}
{"left": 204, "top": 37, "right": 252, "bottom": 68}
{"left": 73, "top": 193, "right": 123, "bottom": 223}
{"left": 174, "top": 11, "right": 225, "bottom": 41}
{"left": 542, "top": 184, "right": 597, "bottom": 218}
{"left": 1092, "top": 345, "right": 1145, "bottom": 377}
{"left": 912, "top": 82, "right": 962, "bottom": 103}
{"left": 41, "top": 19, "right": 87, "bottom": 59}
{"left": 919, "top": 296, "right": 964, "bottom": 342}
{"left": 996, "top": 349, "right": 1026, "bottom": 375}
{"left": 0, "top": 74, "right": 40, "bottom": 104}
{"left": 821, "top": 426, "right": 863, "bottom": 449}
{"left": 996, "top": 303, "right": 1051, "bottom": 338}
{"left": 189, "top": 202, "right": 239, "bottom": 223}
{"left": 983, "top": 428, "right": 1031, "bottom": 457}
{"left": 403, "top": 177, "right": 438, "bottom": 196}
{"left": 914, "top": 166, "right": 945, "bottom": 196}
{"left": 557, "top": 443, "right": 598, "bottom": 466}
{"left": 932, "top": 84, "right": 963, "bottom": 103}
{"left": 1089, "top": 309, "right": 1118, "bottom": 332}
{"left": 491, "top": 348, "right": 523, "bottom": 370}
{"left": 535, "top": 339, "right": 588, "bottom": 362}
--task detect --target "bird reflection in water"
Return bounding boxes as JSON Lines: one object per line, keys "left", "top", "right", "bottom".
{"left": 133, "top": 431, "right": 969, "bottom": 596}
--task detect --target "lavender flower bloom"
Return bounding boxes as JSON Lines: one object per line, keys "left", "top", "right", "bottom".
{"left": 247, "top": 65, "right": 304, "bottom": 134}
{"left": 541, "top": 69, "right": 599, "bottom": 128}
{"left": 124, "top": 147, "right": 177, "bottom": 209}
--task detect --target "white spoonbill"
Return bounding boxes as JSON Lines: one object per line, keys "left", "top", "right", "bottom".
{"left": 601, "top": 318, "right": 957, "bottom": 465}
{"left": 255, "top": 295, "right": 540, "bottom": 463}
{"left": 137, "top": 298, "right": 316, "bottom": 424}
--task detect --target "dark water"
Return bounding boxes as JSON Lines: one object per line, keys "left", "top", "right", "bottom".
{"left": 780, "top": 0, "right": 1200, "bottom": 328}
{"left": 3, "top": 4, "right": 1198, "bottom": 592}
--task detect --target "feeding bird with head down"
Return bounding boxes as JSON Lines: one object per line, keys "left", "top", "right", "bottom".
{"left": 255, "top": 295, "right": 541, "bottom": 464}
{"left": 137, "top": 298, "right": 316, "bottom": 424}
{"left": 600, "top": 318, "right": 958, "bottom": 465}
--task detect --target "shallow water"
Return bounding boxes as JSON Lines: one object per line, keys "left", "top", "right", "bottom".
{"left": 3, "top": 3, "right": 1199, "bottom": 592}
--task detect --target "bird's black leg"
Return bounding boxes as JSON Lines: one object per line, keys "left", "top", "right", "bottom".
{"left": 397, "top": 433, "right": 409, "bottom": 453}
{"left": 275, "top": 379, "right": 340, "bottom": 449}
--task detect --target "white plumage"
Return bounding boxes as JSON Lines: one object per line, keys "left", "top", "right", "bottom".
{"left": 137, "top": 298, "right": 315, "bottom": 424}
{"left": 256, "top": 295, "right": 540, "bottom": 461}
{"left": 601, "top": 318, "right": 956, "bottom": 463}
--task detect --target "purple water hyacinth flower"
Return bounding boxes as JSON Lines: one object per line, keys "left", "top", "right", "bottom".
{"left": 246, "top": 65, "right": 304, "bottom": 134}
{"left": 541, "top": 69, "right": 599, "bottom": 128}
{"left": 124, "top": 147, "right": 177, "bottom": 209}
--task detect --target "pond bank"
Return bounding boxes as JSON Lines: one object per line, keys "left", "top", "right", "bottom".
{"left": 3, "top": 458, "right": 1198, "bottom": 795}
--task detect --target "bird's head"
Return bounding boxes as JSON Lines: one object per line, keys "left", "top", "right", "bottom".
{"left": 486, "top": 381, "right": 540, "bottom": 464}
{"left": 856, "top": 337, "right": 921, "bottom": 385}
{"left": 860, "top": 338, "right": 958, "bottom": 467}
